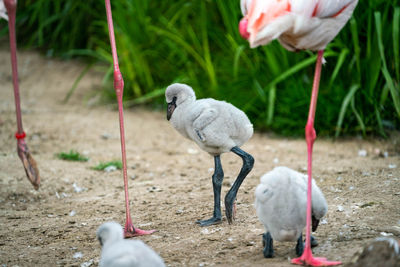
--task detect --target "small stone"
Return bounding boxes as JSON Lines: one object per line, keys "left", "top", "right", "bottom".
{"left": 80, "top": 259, "right": 94, "bottom": 267}
{"left": 358, "top": 150, "right": 367, "bottom": 157}
{"left": 73, "top": 252, "right": 83, "bottom": 259}
{"left": 104, "top": 165, "right": 117, "bottom": 172}
{"left": 187, "top": 148, "right": 199, "bottom": 154}
{"left": 388, "top": 164, "right": 397, "bottom": 169}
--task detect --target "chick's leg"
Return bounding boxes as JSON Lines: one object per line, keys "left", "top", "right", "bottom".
{"left": 225, "top": 146, "right": 254, "bottom": 224}
{"left": 197, "top": 155, "right": 224, "bottom": 226}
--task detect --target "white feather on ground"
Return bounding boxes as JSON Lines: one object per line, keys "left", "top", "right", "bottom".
{"left": 165, "top": 83, "right": 253, "bottom": 155}
{"left": 255, "top": 166, "right": 327, "bottom": 242}
{"left": 97, "top": 222, "right": 165, "bottom": 267}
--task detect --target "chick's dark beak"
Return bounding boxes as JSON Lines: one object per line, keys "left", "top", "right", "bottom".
{"left": 167, "top": 97, "right": 177, "bottom": 121}
{"left": 312, "top": 215, "right": 320, "bottom": 232}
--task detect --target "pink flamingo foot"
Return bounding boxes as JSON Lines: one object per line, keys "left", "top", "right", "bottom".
{"left": 17, "top": 136, "right": 40, "bottom": 190}
{"left": 291, "top": 256, "right": 342, "bottom": 266}
{"left": 124, "top": 221, "right": 156, "bottom": 238}
{"left": 291, "top": 245, "right": 341, "bottom": 266}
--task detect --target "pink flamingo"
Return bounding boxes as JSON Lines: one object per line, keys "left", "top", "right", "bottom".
{"left": 239, "top": 0, "right": 358, "bottom": 266}
{"left": 104, "top": 0, "right": 156, "bottom": 238}
{"left": 3, "top": 0, "right": 40, "bottom": 190}
{"left": 3, "top": 0, "right": 155, "bottom": 238}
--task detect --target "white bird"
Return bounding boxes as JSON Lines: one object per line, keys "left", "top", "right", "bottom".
{"left": 96, "top": 222, "right": 165, "bottom": 267}
{"left": 239, "top": 0, "right": 358, "bottom": 265}
{"left": 165, "top": 83, "right": 254, "bottom": 226}
{"left": 255, "top": 166, "right": 327, "bottom": 258}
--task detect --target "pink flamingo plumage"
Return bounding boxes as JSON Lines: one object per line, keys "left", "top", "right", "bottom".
{"left": 239, "top": 0, "right": 358, "bottom": 266}
{"left": 3, "top": 0, "right": 155, "bottom": 238}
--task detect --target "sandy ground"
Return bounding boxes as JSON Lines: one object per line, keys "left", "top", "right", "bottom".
{"left": 0, "top": 49, "right": 399, "bottom": 267}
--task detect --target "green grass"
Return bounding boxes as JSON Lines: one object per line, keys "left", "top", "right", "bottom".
{"left": 56, "top": 150, "right": 89, "bottom": 162}
{"left": 1, "top": 0, "right": 398, "bottom": 137}
{"left": 92, "top": 161, "right": 122, "bottom": 171}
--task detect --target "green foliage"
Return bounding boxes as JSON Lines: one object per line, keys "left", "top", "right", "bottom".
{"left": 92, "top": 161, "right": 122, "bottom": 171}
{"left": 56, "top": 150, "right": 89, "bottom": 162}
{"left": 2, "top": 0, "right": 399, "bottom": 136}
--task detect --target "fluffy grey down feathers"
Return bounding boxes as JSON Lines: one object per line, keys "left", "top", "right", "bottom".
{"left": 255, "top": 167, "right": 327, "bottom": 242}
{"left": 97, "top": 222, "right": 165, "bottom": 267}
{"left": 165, "top": 83, "right": 253, "bottom": 155}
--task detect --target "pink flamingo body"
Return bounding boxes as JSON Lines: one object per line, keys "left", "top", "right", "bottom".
{"left": 239, "top": 0, "right": 358, "bottom": 266}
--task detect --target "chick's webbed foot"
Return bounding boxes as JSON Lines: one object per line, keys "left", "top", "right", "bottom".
{"left": 196, "top": 217, "right": 222, "bottom": 227}
{"left": 263, "top": 232, "right": 274, "bottom": 258}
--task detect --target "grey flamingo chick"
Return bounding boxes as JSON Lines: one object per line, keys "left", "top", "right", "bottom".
{"left": 165, "top": 83, "right": 254, "bottom": 226}
{"left": 97, "top": 222, "right": 165, "bottom": 267}
{"left": 255, "top": 167, "right": 327, "bottom": 258}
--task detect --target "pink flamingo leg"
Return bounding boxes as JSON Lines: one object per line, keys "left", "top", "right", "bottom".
{"left": 104, "top": 0, "right": 156, "bottom": 238}
{"left": 5, "top": 0, "right": 40, "bottom": 190}
{"left": 291, "top": 50, "right": 341, "bottom": 266}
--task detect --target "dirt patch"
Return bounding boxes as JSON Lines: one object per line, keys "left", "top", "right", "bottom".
{"left": 0, "top": 49, "right": 399, "bottom": 266}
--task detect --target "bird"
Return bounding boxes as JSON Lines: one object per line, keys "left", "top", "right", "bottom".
{"left": 104, "top": 0, "right": 155, "bottom": 237}
{"left": 2, "top": 0, "right": 40, "bottom": 189}
{"left": 255, "top": 166, "right": 327, "bottom": 258}
{"left": 165, "top": 83, "right": 254, "bottom": 226}
{"left": 97, "top": 222, "right": 165, "bottom": 267}
{"left": 3, "top": 0, "right": 155, "bottom": 237}
{"left": 239, "top": 0, "right": 358, "bottom": 265}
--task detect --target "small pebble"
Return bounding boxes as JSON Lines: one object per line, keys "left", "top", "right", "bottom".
{"left": 337, "top": 205, "right": 344, "bottom": 212}
{"left": 73, "top": 183, "right": 84, "bottom": 193}
{"left": 358, "top": 150, "right": 367, "bottom": 157}
{"left": 101, "top": 133, "right": 111, "bottom": 140}
{"left": 187, "top": 148, "right": 199, "bottom": 154}
{"left": 380, "top": 232, "right": 393, "bottom": 237}
{"left": 73, "top": 252, "right": 83, "bottom": 259}
{"left": 104, "top": 165, "right": 117, "bottom": 172}
{"left": 81, "top": 259, "right": 94, "bottom": 267}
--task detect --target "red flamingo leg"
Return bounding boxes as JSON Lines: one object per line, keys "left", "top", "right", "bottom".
{"left": 5, "top": 0, "right": 40, "bottom": 190}
{"left": 104, "top": 0, "right": 155, "bottom": 238}
{"left": 291, "top": 51, "right": 341, "bottom": 266}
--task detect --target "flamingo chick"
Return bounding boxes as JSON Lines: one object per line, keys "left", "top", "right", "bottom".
{"left": 255, "top": 167, "right": 327, "bottom": 258}
{"left": 165, "top": 83, "right": 254, "bottom": 226}
{"left": 97, "top": 222, "right": 165, "bottom": 267}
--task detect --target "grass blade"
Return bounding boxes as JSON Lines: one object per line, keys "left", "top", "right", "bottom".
{"left": 375, "top": 11, "right": 400, "bottom": 118}
{"left": 335, "top": 84, "right": 360, "bottom": 137}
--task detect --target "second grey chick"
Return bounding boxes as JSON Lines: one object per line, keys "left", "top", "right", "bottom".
{"left": 165, "top": 83, "right": 254, "bottom": 226}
